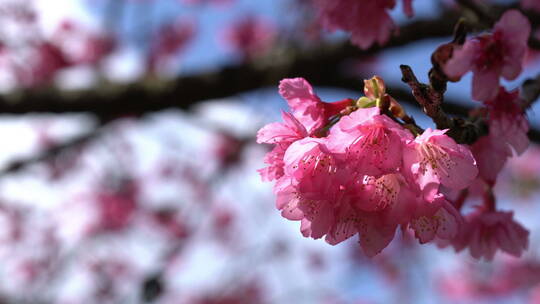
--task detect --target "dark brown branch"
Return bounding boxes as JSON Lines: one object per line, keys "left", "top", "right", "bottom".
{"left": 399, "top": 65, "right": 487, "bottom": 144}
{"left": 4, "top": 75, "right": 540, "bottom": 178}
{"left": 399, "top": 65, "right": 452, "bottom": 129}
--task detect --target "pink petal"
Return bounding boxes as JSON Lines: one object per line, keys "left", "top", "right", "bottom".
{"left": 279, "top": 78, "right": 318, "bottom": 107}
{"left": 259, "top": 145, "right": 287, "bottom": 182}
{"left": 468, "top": 228, "right": 483, "bottom": 259}
{"left": 501, "top": 58, "right": 523, "bottom": 80}
{"left": 335, "top": 107, "right": 380, "bottom": 132}
{"left": 472, "top": 68, "right": 500, "bottom": 101}
{"left": 438, "top": 145, "right": 478, "bottom": 190}
{"left": 402, "top": 0, "right": 414, "bottom": 18}
{"left": 326, "top": 203, "right": 359, "bottom": 245}
{"left": 278, "top": 78, "right": 325, "bottom": 132}
{"left": 274, "top": 178, "right": 295, "bottom": 209}
{"left": 500, "top": 119, "right": 530, "bottom": 155}
{"left": 281, "top": 197, "right": 304, "bottom": 220}
{"left": 444, "top": 40, "right": 478, "bottom": 79}
{"left": 383, "top": 181, "right": 419, "bottom": 225}
{"left": 358, "top": 220, "right": 396, "bottom": 257}
{"left": 300, "top": 218, "right": 312, "bottom": 237}
{"left": 356, "top": 174, "right": 401, "bottom": 212}
{"left": 434, "top": 203, "right": 460, "bottom": 240}
{"left": 256, "top": 112, "right": 307, "bottom": 144}
{"left": 496, "top": 10, "right": 531, "bottom": 53}
{"left": 471, "top": 136, "right": 510, "bottom": 182}
{"left": 307, "top": 203, "right": 334, "bottom": 239}
{"left": 411, "top": 215, "right": 437, "bottom": 243}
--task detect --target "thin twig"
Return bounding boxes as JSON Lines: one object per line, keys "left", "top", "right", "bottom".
{"left": 399, "top": 65, "right": 453, "bottom": 130}
{"left": 400, "top": 60, "right": 488, "bottom": 145}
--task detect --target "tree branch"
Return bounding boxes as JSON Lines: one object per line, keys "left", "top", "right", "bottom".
{"left": 3, "top": 75, "right": 540, "bottom": 178}
{"left": 399, "top": 64, "right": 488, "bottom": 144}
{"left": 0, "top": 10, "right": 462, "bottom": 120}
{"left": 0, "top": 127, "right": 102, "bottom": 177}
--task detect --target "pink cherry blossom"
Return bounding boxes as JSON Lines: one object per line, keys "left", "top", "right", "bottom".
{"left": 278, "top": 138, "right": 348, "bottom": 239}
{"left": 452, "top": 210, "right": 529, "bottom": 260}
{"left": 314, "top": 0, "right": 394, "bottom": 50}
{"left": 258, "top": 145, "right": 287, "bottom": 182}
{"left": 259, "top": 76, "right": 485, "bottom": 258}
{"left": 276, "top": 136, "right": 424, "bottom": 256}
{"left": 221, "top": 15, "right": 276, "bottom": 60}
{"left": 471, "top": 136, "right": 510, "bottom": 184}
{"left": 313, "top": 0, "right": 414, "bottom": 50}
{"left": 92, "top": 181, "right": 138, "bottom": 233}
{"left": 329, "top": 172, "right": 421, "bottom": 256}
{"left": 486, "top": 88, "right": 529, "bottom": 156}
{"left": 279, "top": 77, "right": 353, "bottom": 134}
{"left": 409, "top": 196, "right": 462, "bottom": 243}
{"left": 329, "top": 107, "right": 413, "bottom": 176}
{"left": 274, "top": 138, "right": 407, "bottom": 256}
{"left": 257, "top": 111, "right": 308, "bottom": 181}
{"left": 403, "top": 128, "right": 478, "bottom": 194}
{"left": 257, "top": 111, "right": 308, "bottom": 145}
{"left": 355, "top": 214, "right": 397, "bottom": 257}
{"left": 471, "top": 87, "right": 529, "bottom": 183}
{"left": 444, "top": 10, "right": 531, "bottom": 101}
{"left": 279, "top": 77, "right": 326, "bottom": 133}
{"left": 355, "top": 174, "right": 404, "bottom": 212}
{"left": 52, "top": 20, "right": 116, "bottom": 65}
{"left": 23, "top": 42, "right": 71, "bottom": 87}
{"left": 148, "top": 19, "right": 195, "bottom": 73}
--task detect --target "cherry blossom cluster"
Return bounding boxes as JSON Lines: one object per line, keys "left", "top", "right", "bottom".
{"left": 257, "top": 77, "right": 481, "bottom": 257}
{"left": 257, "top": 5, "right": 536, "bottom": 260}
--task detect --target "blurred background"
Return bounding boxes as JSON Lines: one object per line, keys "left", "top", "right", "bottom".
{"left": 0, "top": 0, "right": 539, "bottom": 303}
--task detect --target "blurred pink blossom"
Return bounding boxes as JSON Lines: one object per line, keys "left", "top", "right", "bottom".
{"left": 220, "top": 15, "right": 277, "bottom": 60}
{"left": 313, "top": 0, "right": 414, "bottom": 50}
{"left": 444, "top": 10, "right": 531, "bottom": 101}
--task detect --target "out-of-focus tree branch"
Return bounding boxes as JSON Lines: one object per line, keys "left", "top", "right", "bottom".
{"left": 0, "top": 127, "right": 102, "bottom": 177}
{"left": 0, "top": 10, "right": 462, "bottom": 120}
{"left": 2, "top": 74, "right": 540, "bottom": 178}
